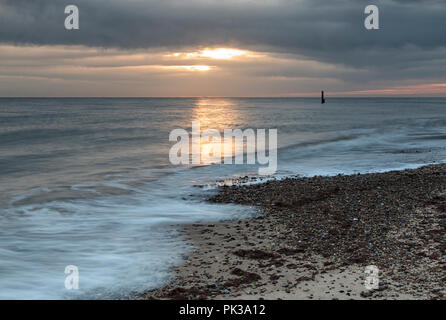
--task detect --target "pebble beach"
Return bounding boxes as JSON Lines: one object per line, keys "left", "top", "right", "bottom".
{"left": 140, "top": 164, "right": 446, "bottom": 300}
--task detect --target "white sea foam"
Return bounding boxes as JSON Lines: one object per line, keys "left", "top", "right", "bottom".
{"left": 0, "top": 174, "right": 256, "bottom": 299}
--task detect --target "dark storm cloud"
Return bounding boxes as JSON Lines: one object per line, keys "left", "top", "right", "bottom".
{"left": 1, "top": 0, "right": 445, "bottom": 60}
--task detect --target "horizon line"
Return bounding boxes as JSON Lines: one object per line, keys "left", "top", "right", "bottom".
{"left": 1, "top": 96, "right": 446, "bottom": 99}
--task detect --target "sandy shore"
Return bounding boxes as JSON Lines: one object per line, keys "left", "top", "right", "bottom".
{"left": 139, "top": 164, "right": 446, "bottom": 300}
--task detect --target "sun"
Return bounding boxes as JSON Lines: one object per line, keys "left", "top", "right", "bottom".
{"left": 199, "top": 48, "right": 247, "bottom": 60}
{"left": 169, "top": 48, "right": 250, "bottom": 60}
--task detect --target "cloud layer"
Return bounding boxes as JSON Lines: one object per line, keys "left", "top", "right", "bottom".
{"left": 0, "top": 0, "right": 445, "bottom": 96}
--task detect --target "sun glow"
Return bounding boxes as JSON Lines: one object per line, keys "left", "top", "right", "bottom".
{"left": 198, "top": 48, "right": 247, "bottom": 60}
{"left": 167, "top": 48, "right": 251, "bottom": 60}
{"left": 184, "top": 65, "right": 212, "bottom": 71}
{"left": 161, "top": 65, "right": 212, "bottom": 72}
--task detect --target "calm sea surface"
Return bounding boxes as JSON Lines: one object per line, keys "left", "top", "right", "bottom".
{"left": 1, "top": 97, "right": 445, "bottom": 299}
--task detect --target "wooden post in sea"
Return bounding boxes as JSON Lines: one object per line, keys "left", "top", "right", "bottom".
{"left": 321, "top": 91, "right": 326, "bottom": 104}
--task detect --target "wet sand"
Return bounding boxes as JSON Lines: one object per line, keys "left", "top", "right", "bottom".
{"left": 140, "top": 164, "right": 446, "bottom": 300}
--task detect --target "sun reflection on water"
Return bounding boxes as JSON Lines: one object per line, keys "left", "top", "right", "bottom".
{"left": 191, "top": 98, "right": 245, "bottom": 165}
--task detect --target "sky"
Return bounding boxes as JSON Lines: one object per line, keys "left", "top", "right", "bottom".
{"left": 0, "top": 0, "right": 445, "bottom": 97}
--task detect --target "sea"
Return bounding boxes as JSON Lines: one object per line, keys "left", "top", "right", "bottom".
{"left": 0, "top": 97, "right": 445, "bottom": 299}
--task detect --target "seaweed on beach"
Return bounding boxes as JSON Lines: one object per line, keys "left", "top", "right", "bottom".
{"left": 208, "top": 164, "right": 446, "bottom": 298}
